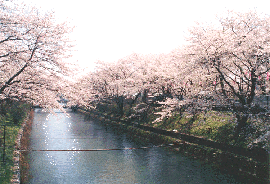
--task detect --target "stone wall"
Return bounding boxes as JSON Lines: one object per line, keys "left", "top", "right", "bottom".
{"left": 10, "top": 112, "right": 30, "bottom": 184}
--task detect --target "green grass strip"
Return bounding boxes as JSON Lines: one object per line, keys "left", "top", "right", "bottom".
{"left": 0, "top": 125, "right": 20, "bottom": 184}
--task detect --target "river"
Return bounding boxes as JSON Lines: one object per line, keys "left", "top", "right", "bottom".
{"left": 26, "top": 108, "right": 243, "bottom": 184}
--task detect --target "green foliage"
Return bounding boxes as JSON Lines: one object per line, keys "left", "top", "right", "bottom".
{"left": 0, "top": 125, "right": 21, "bottom": 184}
{"left": 10, "top": 103, "right": 29, "bottom": 125}
{"left": 0, "top": 100, "right": 30, "bottom": 126}
{"left": 0, "top": 100, "right": 30, "bottom": 183}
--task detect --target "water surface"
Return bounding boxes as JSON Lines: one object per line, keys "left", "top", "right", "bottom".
{"left": 27, "top": 109, "right": 242, "bottom": 183}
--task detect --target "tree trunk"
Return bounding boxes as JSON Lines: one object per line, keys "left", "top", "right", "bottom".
{"left": 142, "top": 89, "right": 148, "bottom": 103}
{"left": 116, "top": 96, "right": 124, "bottom": 117}
{"left": 234, "top": 113, "right": 249, "bottom": 146}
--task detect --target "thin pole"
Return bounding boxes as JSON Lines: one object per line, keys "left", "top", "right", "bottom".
{"left": 3, "top": 125, "right": 6, "bottom": 163}
{"left": 267, "top": 95, "right": 269, "bottom": 109}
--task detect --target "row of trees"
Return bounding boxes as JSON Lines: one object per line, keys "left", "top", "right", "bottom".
{"left": 68, "top": 11, "right": 270, "bottom": 147}
{"left": 0, "top": 0, "right": 268, "bottom": 148}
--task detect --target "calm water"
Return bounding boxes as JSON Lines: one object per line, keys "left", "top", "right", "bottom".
{"left": 27, "top": 109, "right": 242, "bottom": 184}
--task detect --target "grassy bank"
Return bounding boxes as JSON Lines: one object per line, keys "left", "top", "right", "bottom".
{"left": 0, "top": 125, "right": 21, "bottom": 183}
{"left": 0, "top": 101, "right": 31, "bottom": 184}
{"left": 146, "top": 111, "right": 237, "bottom": 144}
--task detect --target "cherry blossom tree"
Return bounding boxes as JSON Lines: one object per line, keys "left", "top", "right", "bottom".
{"left": 89, "top": 59, "right": 139, "bottom": 116}
{"left": 183, "top": 11, "right": 270, "bottom": 145}
{"left": 63, "top": 73, "right": 100, "bottom": 111}
{"left": 0, "top": 1, "right": 74, "bottom": 110}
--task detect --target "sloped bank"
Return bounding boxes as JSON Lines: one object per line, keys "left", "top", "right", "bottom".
{"left": 18, "top": 110, "right": 34, "bottom": 184}
{"left": 78, "top": 108, "right": 269, "bottom": 184}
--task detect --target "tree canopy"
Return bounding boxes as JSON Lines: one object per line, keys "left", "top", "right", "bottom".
{"left": 183, "top": 11, "right": 270, "bottom": 144}
{"left": 186, "top": 11, "right": 270, "bottom": 106}
{"left": 0, "top": 1, "right": 74, "bottom": 110}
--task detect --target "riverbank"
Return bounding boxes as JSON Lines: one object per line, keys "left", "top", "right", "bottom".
{"left": 78, "top": 108, "right": 269, "bottom": 184}
{"left": 10, "top": 110, "right": 33, "bottom": 184}
{"left": 18, "top": 110, "right": 34, "bottom": 184}
{"left": 0, "top": 102, "right": 31, "bottom": 184}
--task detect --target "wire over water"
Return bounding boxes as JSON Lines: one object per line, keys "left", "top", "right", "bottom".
{"left": 19, "top": 144, "right": 177, "bottom": 152}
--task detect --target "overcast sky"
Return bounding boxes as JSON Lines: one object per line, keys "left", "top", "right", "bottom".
{"left": 17, "top": 0, "right": 270, "bottom": 72}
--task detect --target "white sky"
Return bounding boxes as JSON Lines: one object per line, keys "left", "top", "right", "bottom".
{"left": 16, "top": 0, "right": 270, "bottom": 72}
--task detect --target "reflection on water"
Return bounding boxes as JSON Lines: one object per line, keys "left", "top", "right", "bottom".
{"left": 27, "top": 109, "right": 242, "bottom": 184}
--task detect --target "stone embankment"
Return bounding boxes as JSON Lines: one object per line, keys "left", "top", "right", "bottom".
{"left": 10, "top": 120, "right": 27, "bottom": 183}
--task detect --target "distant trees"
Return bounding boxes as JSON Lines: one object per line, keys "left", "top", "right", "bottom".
{"left": 72, "top": 53, "right": 182, "bottom": 116}
{"left": 0, "top": 1, "right": 74, "bottom": 110}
